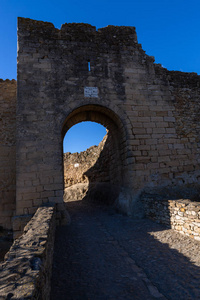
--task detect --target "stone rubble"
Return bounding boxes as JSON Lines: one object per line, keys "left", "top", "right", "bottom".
{"left": 143, "top": 197, "right": 200, "bottom": 240}
{"left": 0, "top": 205, "right": 56, "bottom": 299}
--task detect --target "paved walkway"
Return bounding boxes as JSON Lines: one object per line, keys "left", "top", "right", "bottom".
{"left": 50, "top": 201, "right": 200, "bottom": 300}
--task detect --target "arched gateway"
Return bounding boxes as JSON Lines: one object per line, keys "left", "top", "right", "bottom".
{"left": 0, "top": 17, "right": 200, "bottom": 232}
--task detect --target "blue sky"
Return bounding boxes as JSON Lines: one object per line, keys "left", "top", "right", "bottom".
{"left": 1, "top": 0, "right": 200, "bottom": 152}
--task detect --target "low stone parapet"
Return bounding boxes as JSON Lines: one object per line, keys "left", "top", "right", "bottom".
{"left": 143, "top": 198, "right": 200, "bottom": 241}
{"left": 0, "top": 204, "right": 56, "bottom": 299}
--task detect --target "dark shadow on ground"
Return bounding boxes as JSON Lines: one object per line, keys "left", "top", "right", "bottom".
{"left": 0, "top": 228, "right": 13, "bottom": 262}
{"left": 50, "top": 200, "right": 200, "bottom": 300}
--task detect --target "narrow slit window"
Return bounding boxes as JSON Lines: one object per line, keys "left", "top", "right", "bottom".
{"left": 88, "top": 61, "right": 91, "bottom": 71}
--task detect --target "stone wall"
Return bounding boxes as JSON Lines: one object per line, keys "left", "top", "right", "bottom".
{"left": 15, "top": 17, "right": 200, "bottom": 220}
{"left": 64, "top": 131, "right": 117, "bottom": 189}
{"left": 0, "top": 79, "right": 16, "bottom": 229}
{"left": 143, "top": 197, "right": 200, "bottom": 240}
{"left": 63, "top": 132, "right": 122, "bottom": 205}
{"left": 0, "top": 204, "right": 56, "bottom": 299}
{"left": 64, "top": 133, "right": 108, "bottom": 187}
{"left": 0, "top": 17, "right": 200, "bottom": 229}
{"left": 124, "top": 65, "right": 200, "bottom": 196}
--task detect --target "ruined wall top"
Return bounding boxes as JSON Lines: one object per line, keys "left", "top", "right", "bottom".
{"left": 18, "top": 17, "right": 138, "bottom": 45}
{"left": 0, "top": 79, "right": 16, "bottom": 83}
{"left": 17, "top": 17, "right": 200, "bottom": 89}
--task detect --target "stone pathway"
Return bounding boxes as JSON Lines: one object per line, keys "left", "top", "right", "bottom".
{"left": 50, "top": 201, "right": 200, "bottom": 300}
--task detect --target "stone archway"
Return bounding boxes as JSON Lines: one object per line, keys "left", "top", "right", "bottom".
{"left": 12, "top": 17, "right": 200, "bottom": 234}
{"left": 61, "top": 104, "right": 128, "bottom": 208}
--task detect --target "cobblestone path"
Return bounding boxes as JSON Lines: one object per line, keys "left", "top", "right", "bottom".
{"left": 50, "top": 201, "right": 200, "bottom": 300}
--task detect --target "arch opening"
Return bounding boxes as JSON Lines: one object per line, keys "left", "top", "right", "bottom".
{"left": 63, "top": 121, "right": 107, "bottom": 188}
{"left": 62, "top": 105, "right": 126, "bottom": 206}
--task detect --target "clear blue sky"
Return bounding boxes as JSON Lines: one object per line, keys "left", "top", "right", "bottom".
{"left": 1, "top": 0, "right": 200, "bottom": 152}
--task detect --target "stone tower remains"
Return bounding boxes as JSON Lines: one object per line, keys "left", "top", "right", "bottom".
{"left": 0, "top": 17, "right": 200, "bottom": 231}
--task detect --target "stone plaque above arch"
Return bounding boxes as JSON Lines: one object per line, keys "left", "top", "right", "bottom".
{"left": 84, "top": 87, "right": 99, "bottom": 98}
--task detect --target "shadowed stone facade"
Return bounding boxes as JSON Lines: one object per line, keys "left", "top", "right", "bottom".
{"left": 0, "top": 79, "right": 16, "bottom": 229}
{"left": 0, "top": 17, "right": 200, "bottom": 230}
